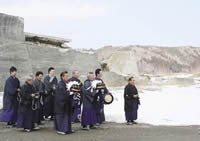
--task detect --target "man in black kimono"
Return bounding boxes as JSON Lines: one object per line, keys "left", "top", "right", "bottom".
{"left": 17, "top": 75, "right": 38, "bottom": 132}
{"left": 0, "top": 66, "right": 20, "bottom": 127}
{"left": 94, "top": 68, "right": 108, "bottom": 125}
{"left": 124, "top": 77, "right": 140, "bottom": 125}
{"left": 68, "top": 70, "right": 82, "bottom": 123}
{"left": 81, "top": 72, "right": 98, "bottom": 130}
{"left": 33, "top": 71, "right": 45, "bottom": 128}
{"left": 43, "top": 67, "right": 58, "bottom": 120}
{"left": 54, "top": 71, "right": 74, "bottom": 135}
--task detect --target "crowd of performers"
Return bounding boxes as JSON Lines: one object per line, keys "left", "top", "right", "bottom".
{"left": 0, "top": 66, "right": 140, "bottom": 134}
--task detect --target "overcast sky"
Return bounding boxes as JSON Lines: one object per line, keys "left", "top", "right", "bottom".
{"left": 1, "top": 0, "right": 200, "bottom": 48}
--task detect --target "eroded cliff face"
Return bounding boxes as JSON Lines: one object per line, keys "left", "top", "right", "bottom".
{"left": 97, "top": 45, "right": 200, "bottom": 75}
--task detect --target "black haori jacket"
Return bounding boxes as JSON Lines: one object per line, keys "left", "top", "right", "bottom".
{"left": 124, "top": 84, "right": 139, "bottom": 112}
{"left": 54, "top": 80, "right": 72, "bottom": 114}
{"left": 19, "top": 82, "right": 36, "bottom": 113}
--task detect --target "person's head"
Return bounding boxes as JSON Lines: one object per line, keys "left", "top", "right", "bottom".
{"left": 10, "top": 66, "right": 17, "bottom": 77}
{"left": 128, "top": 76, "right": 135, "bottom": 85}
{"left": 35, "top": 71, "right": 43, "bottom": 81}
{"left": 72, "top": 70, "right": 80, "bottom": 79}
{"left": 60, "top": 71, "right": 69, "bottom": 81}
{"left": 26, "top": 75, "right": 34, "bottom": 85}
{"left": 95, "top": 68, "right": 102, "bottom": 78}
{"left": 87, "top": 72, "right": 94, "bottom": 81}
{"left": 48, "top": 67, "right": 55, "bottom": 76}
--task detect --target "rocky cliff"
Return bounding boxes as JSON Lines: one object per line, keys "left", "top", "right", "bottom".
{"left": 97, "top": 45, "right": 200, "bottom": 75}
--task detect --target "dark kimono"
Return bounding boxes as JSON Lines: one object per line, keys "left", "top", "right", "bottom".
{"left": 81, "top": 79, "right": 97, "bottom": 126}
{"left": 94, "top": 77, "right": 108, "bottom": 124}
{"left": 43, "top": 75, "right": 58, "bottom": 118}
{"left": 33, "top": 79, "right": 45, "bottom": 124}
{"left": 54, "top": 80, "right": 72, "bottom": 133}
{"left": 17, "top": 82, "right": 36, "bottom": 129}
{"left": 68, "top": 77, "right": 82, "bottom": 122}
{"left": 124, "top": 84, "right": 140, "bottom": 121}
{"left": 0, "top": 76, "right": 20, "bottom": 123}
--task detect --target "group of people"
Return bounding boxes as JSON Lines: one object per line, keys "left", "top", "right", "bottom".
{"left": 0, "top": 66, "right": 113, "bottom": 135}
{"left": 0, "top": 66, "right": 140, "bottom": 135}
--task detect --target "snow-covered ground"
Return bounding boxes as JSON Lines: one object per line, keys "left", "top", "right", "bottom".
{"left": 105, "top": 85, "right": 200, "bottom": 126}
{"left": 0, "top": 92, "right": 3, "bottom": 109}
{"left": 1, "top": 83, "right": 200, "bottom": 126}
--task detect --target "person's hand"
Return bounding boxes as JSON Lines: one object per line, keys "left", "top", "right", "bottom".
{"left": 53, "top": 86, "right": 56, "bottom": 90}
{"left": 133, "top": 95, "right": 138, "bottom": 98}
{"left": 32, "top": 93, "right": 36, "bottom": 97}
{"left": 17, "top": 88, "right": 20, "bottom": 92}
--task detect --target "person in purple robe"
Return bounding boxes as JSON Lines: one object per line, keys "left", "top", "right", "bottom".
{"left": 33, "top": 71, "right": 45, "bottom": 129}
{"left": 17, "top": 75, "right": 39, "bottom": 132}
{"left": 54, "top": 71, "right": 74, "bottom": 135}
{"left": 124, "top": 77, "right": 140, "bottom": 125}
{"left": 0, "top": 66, "right": 20, "bottom": 127}
{"left": 43, "top": 67, "right": 58, "bottom": 120}
{"left": 81, "top": 72, "right": 98, "bottom": 130}
{"left": 68, "top": 70, "right": 82, "bottom": 123}
{"left": 94, "top": 68, "right": 108, "bottom": 125}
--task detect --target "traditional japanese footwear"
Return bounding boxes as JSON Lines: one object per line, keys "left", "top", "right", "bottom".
{"left": 126, "top": 122, "right": 133, "bottom": 125}
{"left": 57, "top": 131, "right": 66, "bottom": 135}
{"left": 33, "top": 126, "right": 40, "bottom": 130}
{"left": 132, "top": 121, "right": 138, "bottom": 124}
{"left": 82, "top": 126, "right": 89, "bottom": 131}
{"left": 66, "top": 130, "right": 75, "bottom": 134}
{"left": 24, "top": 129, "right": 31, "bottom": 132}
{"left": 89, "top": 125, "right": 97, "bottom": 129}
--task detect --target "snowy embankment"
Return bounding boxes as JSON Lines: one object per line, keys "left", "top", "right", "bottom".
{"left": 0, "top": 92, "right": 3, "bottom": 109}
{"left": 105, "top": 85, "right": 200, "bottom": 126}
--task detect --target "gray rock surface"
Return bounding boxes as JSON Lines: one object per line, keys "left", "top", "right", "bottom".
{"left": 97, "top": 45, "right": 200, "bottom": 75}
{"left": 0, "top": 39, "right": 100, "bottom": 91}
{"left": 0, "top": 13, "right": 24, "bottom": 41}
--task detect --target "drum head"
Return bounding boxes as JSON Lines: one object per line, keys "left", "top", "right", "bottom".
{"left": 104, "top": 93, "right": 114, "bottom": 104}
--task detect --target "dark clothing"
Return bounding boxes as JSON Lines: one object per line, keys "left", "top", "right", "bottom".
{"left": 54, "top": 80, "right": 72, "bottom": 132}
{"left": 43, "top": 75, "right": 57, "bottom": 117}
{"left": 17, "top": 111, "right": 34, "bottom": 129}
{"left": 0, "top": 76, "right": 20, "bottom": 123}
{"left": 54, "top": 114, "right": 72, "bottom": 133}
{"left": 125, "top": 100, "right": 138, "bottom": 121}
{"left": 82, "top": 80, "right": 97, "bottom": 108}
{"left": 124, "top": 84, "right": 140, "bottom": 121}
{"left": 17, "top": 82, "right": 36, "bottom": 129}
{"left": 54, "top": 80, "right": 72, "bottom": 114}
{"left": 68, "top": 77, "right": 82, "bottom": 122}
{"left": 33, "top": 79, "right": 45, "bottom": 124}
{"left": 94, "top": 77, "right": 108, "bottom": 124}
{"left": 81, "top": 79, "right": 97, "bottom": 126}
{"left": 18, "top": 82, "right": 36, "bottom": 113}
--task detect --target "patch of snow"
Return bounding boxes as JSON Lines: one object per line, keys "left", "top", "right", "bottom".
{"left": 75, "top": 49, "right": 95, "bottom": 54}
{"left": 0, "top": 92, "right": 3, "bottom": 109}
{"left": 105, "top": 85, "right": 200, "bottom": 126}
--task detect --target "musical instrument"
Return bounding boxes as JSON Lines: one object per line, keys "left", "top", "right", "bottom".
{"left": 96, "top": 83, "right": 105, "bottom": 89}
{"left": 71, "top": 84, "right": 81, "bottom": 92}
{"left": 104, "top": 92, "right": 114, "bottom": 104}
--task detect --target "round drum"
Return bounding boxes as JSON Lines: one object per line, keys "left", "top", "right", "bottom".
{"left": 104, "top": 93, "right": 114, "bottom": 104}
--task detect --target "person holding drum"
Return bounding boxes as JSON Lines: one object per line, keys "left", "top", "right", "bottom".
{"left": 68, "top": 70, "right": 83, "bottom": 123}
{"left": 94, "top": 68, "right": 109, "bottom": 125}
{"left": 124, "top": 77, "right": 140, "bottom": 125}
